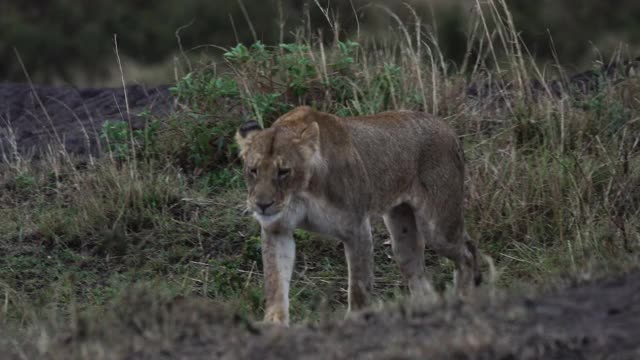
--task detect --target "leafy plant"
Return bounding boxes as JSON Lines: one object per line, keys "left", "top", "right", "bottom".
{"left": 169, "top": 71, "right": 239, "bottom": 113}
{"left": 100, "top": 118, "right": 160, "bottom": 161}
{"left": 223, "top": 43, "right": 252, "bottom": 64}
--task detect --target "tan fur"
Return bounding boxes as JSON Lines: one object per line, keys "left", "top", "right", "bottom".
{"left": 236, "top": 106, "right": 482, "bottom": 325}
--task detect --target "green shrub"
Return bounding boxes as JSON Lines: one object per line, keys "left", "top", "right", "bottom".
{"left": 101, "top": 118, "right": 161, "bottom": 161}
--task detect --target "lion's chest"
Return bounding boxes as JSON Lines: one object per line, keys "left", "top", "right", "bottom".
{"left": 293, "top": 193, "right": 362, "bottom": 240}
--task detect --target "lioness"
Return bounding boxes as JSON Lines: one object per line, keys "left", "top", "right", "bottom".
{"left": 236, "top": 106, "right": 481, "bottom": 325}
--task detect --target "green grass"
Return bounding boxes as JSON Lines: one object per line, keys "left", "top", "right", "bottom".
{"left": 1, "top": 2, "right": 639, "bottom": 355}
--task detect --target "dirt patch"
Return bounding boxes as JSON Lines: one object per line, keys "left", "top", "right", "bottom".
{"left": 0, "top": 82, "right": 173, "bottom": 159}
{"left": 8, "top": 269, "right": 639, "bottom": 360}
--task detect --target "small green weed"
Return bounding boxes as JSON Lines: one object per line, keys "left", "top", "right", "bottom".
{"left": 100, "top": 118, "right": 160, "bottom": 161}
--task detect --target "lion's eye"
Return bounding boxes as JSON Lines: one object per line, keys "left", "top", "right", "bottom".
{"left": 249, "top": 168, "right": 258, "bottom": 177}
{"left": 277, "top": 168, "right": 290, "bottom": 179}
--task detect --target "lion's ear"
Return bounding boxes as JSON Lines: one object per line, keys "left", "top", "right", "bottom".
{"left": 235, "top": 120, "right": 262, "bottom": 156}
{"left": 297, "top": 121, "right": 320, "bottom": 157}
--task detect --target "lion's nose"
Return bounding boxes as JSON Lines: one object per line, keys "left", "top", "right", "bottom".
{"left": 256, "top": 201, "right": 274, "bottom": 213}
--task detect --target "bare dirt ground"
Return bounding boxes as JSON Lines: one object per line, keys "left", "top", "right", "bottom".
{"left": 0, "top": 82, "right": 173, "bottom": 159}
{"left": 5, "top": 268, "right": 639, "bottom": 359}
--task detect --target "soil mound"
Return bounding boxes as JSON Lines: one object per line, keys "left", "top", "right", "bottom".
{"left": 10, "top": 269, "right": 638, "bottom": 360}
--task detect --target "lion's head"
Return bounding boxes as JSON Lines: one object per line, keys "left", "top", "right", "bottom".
{"left": 235, "top": 119, "right": 321, "bottom": 222}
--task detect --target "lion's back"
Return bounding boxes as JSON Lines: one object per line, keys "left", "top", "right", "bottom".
{"left": 335, "top": 110, "right": 464, "bottom": 211}
{"left": 341, "top": 110, "right": 461, "bottom": 169}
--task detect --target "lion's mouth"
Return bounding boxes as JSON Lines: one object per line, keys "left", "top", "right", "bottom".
{"left": 250, "top": 199, "right": 289, "bottom": 224}
{"left": 252, "top": 204, "right": 282, "bottom": 217}
{"left": 253, "top": 207, "right": 280, "bottom": 216}
{"left": 254, "top": 211, "right": 282, "bottom": 225}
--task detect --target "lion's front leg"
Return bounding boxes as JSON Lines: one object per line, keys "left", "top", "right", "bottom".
{"left": 342, "top": 219, "right": 374, "bottom": 312}
{"left": 261, "top": 228, "right": 296, "bottom": 326}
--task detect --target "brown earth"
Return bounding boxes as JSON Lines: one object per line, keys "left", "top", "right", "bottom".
{"left": 5, "top": 268, "right": 640, "bottom": 359}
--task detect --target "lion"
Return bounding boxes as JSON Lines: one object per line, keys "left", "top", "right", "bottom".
{"left": 235, "top": 106, "right": 482, "bottom": 325}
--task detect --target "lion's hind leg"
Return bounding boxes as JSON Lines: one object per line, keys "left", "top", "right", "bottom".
{"left": 383, "top": 203, "right": 435, "bottom": 298}
{"left": 413, "top": 202, "right": 479, "bottom": 296}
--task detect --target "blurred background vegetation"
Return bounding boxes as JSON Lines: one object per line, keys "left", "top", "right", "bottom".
{"left": 1, "top": 0, "right": 640, "bottom": 85}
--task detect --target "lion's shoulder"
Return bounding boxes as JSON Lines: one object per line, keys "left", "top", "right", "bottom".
{"left": 273, "top": 106, "right": 314, "bottom": 126}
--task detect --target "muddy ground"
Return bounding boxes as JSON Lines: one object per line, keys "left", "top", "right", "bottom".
{"left": 5, "top": 269, "right": 639, "bottom": 359}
